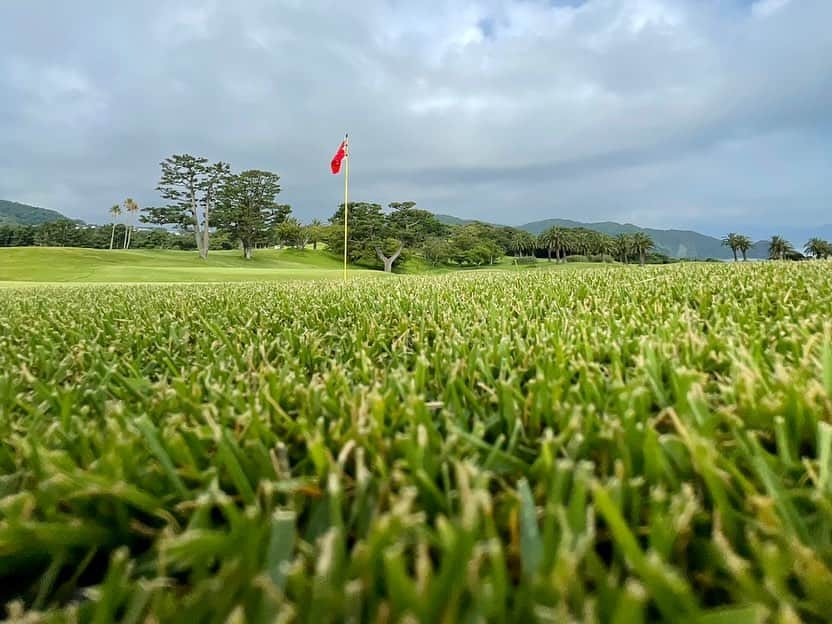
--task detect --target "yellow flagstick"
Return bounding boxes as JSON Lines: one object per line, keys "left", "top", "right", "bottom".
{"left": 343, "top": 134, "right": 349, "bottom": 282}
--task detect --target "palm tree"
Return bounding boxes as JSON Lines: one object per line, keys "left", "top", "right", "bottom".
{"left": 537, "top": 231, "right": 553, "bottom": 261}
{"left": 122, "top": 198, "right": 140, "bottom": 249}
{"left": 768, "top": 235, "right": 793, "bottom": 260}
{"left": 804, "top": 237, "right": 831, "bottom": 259}
{"left": 522, "top": 231, "right": 536, "bottom": 257}
{"left": 509, "top": 231, "right": 535, "bottom": 258}
{"left": 631, "top": 232, "right": 654, "bottom": 266}
{"left": 597, "top": 235, "right": 616, "bottom": 261}
{"left": 108, "top": 204, "right": 122, "bottom": 250}
{"left": 572, "top": 230, "right": 592, "bottom": 256}
{"left": 614, "top": 233, "right": 631, "bottom": 263}
{"left": 540, "top": 226, "right": 569, "bottom": 262}
{"left": 735, "top": 234, "right": 753, "bottom": 261}
{"left": 585, "top": 231, "right": 612, "bottom": 257}
{"left": 722, "top": 232, "right": 741, "bottom": 262}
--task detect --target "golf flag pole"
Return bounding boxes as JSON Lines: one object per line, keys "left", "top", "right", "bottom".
{"left": 331, "top": 134, "right": 349, "bottom": 282}
{"left": 343, "top": 135, "right": 349, "bottom": 282}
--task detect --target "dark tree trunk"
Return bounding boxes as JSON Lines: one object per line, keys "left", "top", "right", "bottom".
{"left": 741, "top": 249, "right": 747, "bottom": 261}
{"left": 547, "top": 248, "right": 551, "bottom": 262}
{"left": 313, "top": 240, "right": 318, "bottom": 250}
{"left": 639, "top": 252, "right": 645, "bottom": 266}
{"left": 732, "top": 248, "right": 738, "bottom": 262}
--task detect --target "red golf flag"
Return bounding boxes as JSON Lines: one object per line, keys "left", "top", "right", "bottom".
{"left": 331, "top": 137, "right": 348, "bottom": 174}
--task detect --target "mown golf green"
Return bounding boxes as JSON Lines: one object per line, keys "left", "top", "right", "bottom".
{"left": 1, "top": 261, "right": 831, "bottom": 622}
{"left": 0, "top": 247, "right": 584, "bottom": 285}
{"left": 0, "top": 247, "right": 381, "bottom": 283}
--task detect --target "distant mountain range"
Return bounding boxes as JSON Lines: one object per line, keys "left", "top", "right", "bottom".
{"left": 436, "top": 214, "right": 773, "bottom": 260}
{"left": 0, "top": 200, "right": 76, "bottom": 226}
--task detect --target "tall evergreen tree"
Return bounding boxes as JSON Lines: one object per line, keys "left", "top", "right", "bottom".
{"left": 141, "top": 155, "right": 230, "bottom": 259}
{"left": 214, "top": 170, "right": 288, "bottom": 259}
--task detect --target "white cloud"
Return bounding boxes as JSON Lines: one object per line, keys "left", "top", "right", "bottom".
{"left": 0, "top": 0, "right": 830, "bottom": 231}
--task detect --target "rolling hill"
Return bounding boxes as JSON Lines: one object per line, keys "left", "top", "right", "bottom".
{"left": 0, "top": 200, "right": 74, "bottom": 226}
{"left": 436, "top": 214, "right": 481, "bottom": 227}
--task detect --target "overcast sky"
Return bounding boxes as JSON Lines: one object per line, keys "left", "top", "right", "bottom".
{"left": 1, "top": 0, "right": 830, "bottom": 236}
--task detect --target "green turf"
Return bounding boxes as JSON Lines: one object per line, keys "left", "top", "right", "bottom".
{"left": 0, "top": 247, "right": 601, "bottom": 284}
{"left": 0, "top": 247, "right": 382, "bottom": 283}
{"left": 2, "top": 261, "right": 832, "bottom": 622}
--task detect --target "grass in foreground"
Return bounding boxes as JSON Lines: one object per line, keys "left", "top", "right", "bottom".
{"left": 1, "top": 262, "right": 831, "bottom": 622}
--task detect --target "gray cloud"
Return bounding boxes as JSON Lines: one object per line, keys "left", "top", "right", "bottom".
{"left": 1, "top": 0, "right": 830, "bottom": 234}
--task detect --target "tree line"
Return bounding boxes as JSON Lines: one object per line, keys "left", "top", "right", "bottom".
{"left": 138, "top": 155, "right": 286, "bottom": 260}
{"left": 0, "top": 154, "right": 322, "bottom": 254}
{"left": 722, "top": 232, "right": 832, "bottom": 261}
{"left": 321, "top": 205, "right": 669, "bottom": 271}
{"left": 3, "top": 152, "right": 830, "bottom": 270}
{"left": 0, "top": 220, "right": 194, "bottom": 250}
{"left": 1, "top": 153, "right": 666, "bottom": 267}
{"left": 0, "top": 217, "right": 331, "bottom": 252}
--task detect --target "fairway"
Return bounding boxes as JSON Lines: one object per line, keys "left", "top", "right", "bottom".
{"left": 0, "top": 247, "right": 597, "bottom": 285}
{"left": 0, "top": 247, "right": 381, "bottom": 283}
{"left": 2, "top": 261, "right": 832, "bottom": 622}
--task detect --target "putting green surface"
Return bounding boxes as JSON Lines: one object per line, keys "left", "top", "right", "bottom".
{"left": 0, "top": 247, "right": 380, "bottom": 283}
{"left": 0, "top": 247, "right": 602, "bottom": 284}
